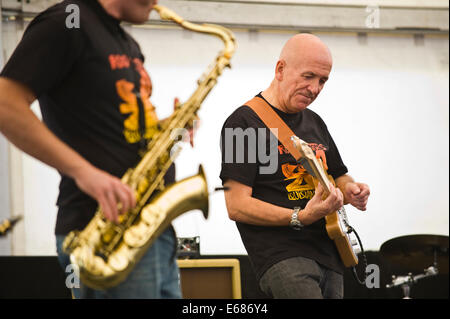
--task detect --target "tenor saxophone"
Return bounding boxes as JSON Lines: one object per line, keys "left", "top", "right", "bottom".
{"left": 62, "top": 5, "right": 236, "bottom": 290}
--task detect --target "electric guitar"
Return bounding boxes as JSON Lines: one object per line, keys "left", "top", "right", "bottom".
{"left": 291, "top": 136, "right": 361, "bottom": 267}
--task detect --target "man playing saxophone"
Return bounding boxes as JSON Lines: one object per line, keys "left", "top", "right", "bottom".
{"left": 0, "top": 0, "right": 182, "bottom": 298}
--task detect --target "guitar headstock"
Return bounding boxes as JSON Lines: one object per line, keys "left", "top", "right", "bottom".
{"left": 291, "top": 136, "right": 315, "bottom": 161}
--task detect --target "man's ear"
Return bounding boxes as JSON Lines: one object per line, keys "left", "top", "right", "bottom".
{"left": 275, "top": 60, "right": 285, "bottom": 81}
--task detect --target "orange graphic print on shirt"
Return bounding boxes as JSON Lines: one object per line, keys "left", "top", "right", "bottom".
{"left": 110, "top": 54, "right": 159, "bottom": 144}
{"left": 281, "top": 143, "right": 328, "bottom": 201}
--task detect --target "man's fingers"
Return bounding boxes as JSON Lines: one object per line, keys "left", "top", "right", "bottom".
{"left": 173, "top": 97, "right": 180, "bottom": 110}
{"left": 98, "top": 195, "right": 114, "bottom": 222}
{"left": 113, "top": 181, "right": 130, "bottom": 215}
{"left": 334, "top": 188, "right": 344, "bottom": 209}
{"left": 352, "top": 191, "right": 370, "bottom": 205}
{"left": 358, "top": 188, "right": 370, "bottom": 198}
{"left": 114, "top": 182, "right": 137, "bottom": 215}
{"left": 322, "top": 185, "right": 343, "bottom": 212}
{"left": 105, "top": 190, "right": 120, "bottom": 223}
{"left": 74, "top": 166, "right": 137, "bottom": 223}
{"left": 127, "top": 185, "right": 136, "bottom": 209}
{"left": 356, "top": 183, "right": 370, "bottom": 196}
{"left": 347, "top": 183, "right": 361, "bottom": 195}
{"left": 315, "top": 182, "right": 324, "bottom": 195}
{"left": 355, "top": 198, "right": 368, "bottom": 211}
{"left": 352, "top": 198, "right": 367, "bottom": 207}
{"left": 337, "top": 188, "right": 344, "bottom": 204}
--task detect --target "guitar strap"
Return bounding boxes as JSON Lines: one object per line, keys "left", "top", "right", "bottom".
{"left": 244, "top": 95, "right": 303, "bottom": 161}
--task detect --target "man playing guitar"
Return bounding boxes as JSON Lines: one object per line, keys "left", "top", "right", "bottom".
{"left": 220, "top": 33, "right": 370, "bottom": 299}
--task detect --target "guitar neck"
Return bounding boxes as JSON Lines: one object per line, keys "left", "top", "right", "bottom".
{"left": 309, "top": 156, "right": 333, "bottom": 194}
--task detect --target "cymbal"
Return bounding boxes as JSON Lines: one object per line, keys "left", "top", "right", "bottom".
{"left": 380, "top": 234, "right": 449, "bottom": 274}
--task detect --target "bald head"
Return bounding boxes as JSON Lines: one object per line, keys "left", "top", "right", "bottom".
{"left": 262, "top": 34, "right": 333, "bottom": 113}
{"left": 279, "top": 34, "right": 332, "bottom": 69}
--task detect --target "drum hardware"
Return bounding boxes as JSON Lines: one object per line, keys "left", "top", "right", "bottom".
{"left": 386, "top": 265, "right": 438, "bottom": 299}
{"left": 381, "top": 234, "right": 449, "bottom": 299}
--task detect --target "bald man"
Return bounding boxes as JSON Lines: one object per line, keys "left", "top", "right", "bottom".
{"left": 220, "top": 34, "right": 370, "bottom": 299}
{"left": 0, "top": 0, "right": 182, "bottom": 298}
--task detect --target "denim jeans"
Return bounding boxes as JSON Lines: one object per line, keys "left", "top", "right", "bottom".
{"left": 56, "top": 227, "right": 182, "bottom": 299}
{"left": 259, "top": 256, "right": 343, "bottom": 299}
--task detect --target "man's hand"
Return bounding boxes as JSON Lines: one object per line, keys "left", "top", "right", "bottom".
{"left": 343, "top": 182, "right": 370, "bottom": 211}
{"left": 302, "top": 182, "right": 344, "bottom": 225}
{"left": 73, "top": 165, "right": 136, "bottom": 224}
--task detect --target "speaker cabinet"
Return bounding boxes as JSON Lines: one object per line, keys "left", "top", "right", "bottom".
{"left": 177, "top": 259, "right": 242, "bottom": 299}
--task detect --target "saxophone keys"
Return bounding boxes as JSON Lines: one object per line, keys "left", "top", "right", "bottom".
{"left": 108, "top": 253, "right": 129, "bottom": 272}
{"left": 141, "top": 205, "right": 162, "bottom": 225}
{"left": 118, "top": 214, "right": 127, "bottom": 224}
{"left": 157, "top": 182, "right": 165, "bottom": 192}
{"left": 75, "top": 247, "right": 104, "bottom": 276}
{"left": 137, "top": 178, "right": 149, "bottom": 194}
{"left": 92, "top": 256, "right": 108, "bottom": 275}
{"left": 123, "top": 223, "right": 150, "bottom": 248}
{"left": 101, "top": 229, "right": 116, "bottom": 244}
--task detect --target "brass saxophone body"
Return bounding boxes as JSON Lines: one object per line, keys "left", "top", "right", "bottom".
{"left": 62, "top": 5, "right": 236, "bottom": 290}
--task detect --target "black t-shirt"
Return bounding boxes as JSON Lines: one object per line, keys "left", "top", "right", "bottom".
{"left": 1, "top": 0, "right": 175, "bottom": 234}
{"left": 220, "top": 93, "right": 348, "bottom": 279}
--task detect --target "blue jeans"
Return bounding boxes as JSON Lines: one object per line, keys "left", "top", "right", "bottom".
{"left": 259, "top": 256, "right": 344, "bottom": 299}
{"left": 56, "top": 227, "right": 182, "bottom": 299}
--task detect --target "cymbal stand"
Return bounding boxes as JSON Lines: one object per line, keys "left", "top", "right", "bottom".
{"left": 386, "top": 249, "right": 439, "bottom": 299}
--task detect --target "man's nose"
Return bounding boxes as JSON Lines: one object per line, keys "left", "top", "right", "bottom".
{"left": 307, "top": 81, "right": 320, "bottom": 97}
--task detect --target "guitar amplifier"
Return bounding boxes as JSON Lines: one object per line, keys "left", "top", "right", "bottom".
{"left": 177, "top": 258, "right": 242, "bottom": 299}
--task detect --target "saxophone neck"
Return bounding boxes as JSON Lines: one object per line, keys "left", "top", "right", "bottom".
{"left": 153, "top": 5, "right": 236, "bottom": 58}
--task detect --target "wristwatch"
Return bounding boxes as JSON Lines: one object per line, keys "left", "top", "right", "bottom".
{"left": 290, "top": 206, "right": 304, "bottom": 230}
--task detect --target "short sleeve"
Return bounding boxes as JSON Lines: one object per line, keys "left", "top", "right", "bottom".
{"left": 0, "top": 6, "right": 84, "bottom": 98}
{"left": 219, "top": 107, "right": 260, "bottom": 188}
{"left": 323, "top": 127, "right": 348, "bottom": 179}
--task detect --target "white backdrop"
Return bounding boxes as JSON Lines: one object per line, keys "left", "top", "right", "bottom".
{"left": 7, "top": 26, "right": 450, "bottom": 255}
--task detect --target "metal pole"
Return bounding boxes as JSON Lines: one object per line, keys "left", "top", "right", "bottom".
{"left": 0, "top": 4, "right": 13, "bottom": 255}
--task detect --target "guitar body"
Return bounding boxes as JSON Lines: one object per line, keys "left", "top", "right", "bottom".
{"left": 325, "top": 213, "right": 358, "bottom": 267}
{"left": 322, "top": 175, "right": 359, "bottom": 267}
